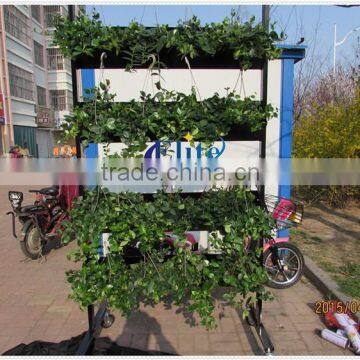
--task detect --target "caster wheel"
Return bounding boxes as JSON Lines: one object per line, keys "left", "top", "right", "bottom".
{"left": 102, "top": 312, "right": 115, "bottom": 329}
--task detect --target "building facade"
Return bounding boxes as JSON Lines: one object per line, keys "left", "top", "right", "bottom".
{"left": 0, "top": 5, "right": 83, "bottom": 157}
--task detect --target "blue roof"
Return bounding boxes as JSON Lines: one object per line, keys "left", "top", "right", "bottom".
{"left": 277, "top": 44, "right": 306, "bottom": 62}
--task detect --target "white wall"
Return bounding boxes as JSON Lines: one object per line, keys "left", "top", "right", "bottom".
{"left": 94, "top": 68, "right": 262, "bottom": 101}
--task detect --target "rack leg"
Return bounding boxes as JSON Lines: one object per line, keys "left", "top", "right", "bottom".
{"left": 256, "top": 238, "right": 274, "bottom": 354}
{"left": 245, "top": 236, "right": 274, "bottom": 355}
{"left": 88, "top": 304, "right": 94, "bottom": 330}
{"left": 77, "top": 300, "right": 114, "bottom": 355}
{"left": 249, "top": 298, "right": 274, "bottom": 355}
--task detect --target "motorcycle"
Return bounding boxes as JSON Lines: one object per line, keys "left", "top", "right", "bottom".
{"left": 7, "top": 186, "right": 69, "bottom": 259}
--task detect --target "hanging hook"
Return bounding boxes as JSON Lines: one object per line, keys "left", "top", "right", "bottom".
{"left": 93, "top": 52, "right": 107, "bottom": 126}
{"left": 184, "top": 56, "right": 202, "bottom": 102}
{"left": 100, "top": 52, "right": 107, "bottom": 70}
{"left": 148, "top": 54, "right": 157, "bottom": 71}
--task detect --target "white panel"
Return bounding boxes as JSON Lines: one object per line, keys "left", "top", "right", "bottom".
{"left": 266, "top": 60, "right": 282, "bottom": 157}
{"left": 98, "top": 141, "right": 260, "bottom": 159}
{"left": 95, "top": 69, "right": 262, "bottom": 101}
{"left": 265, "top": 59, "right": 282, "bottom": 197}
{"left": 98, "top": 141, "right": 261, "bottom": 193}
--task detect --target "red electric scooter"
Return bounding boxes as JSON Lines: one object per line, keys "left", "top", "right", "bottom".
{"left": 7, "top": 186, "right": 69, "bottom": 259}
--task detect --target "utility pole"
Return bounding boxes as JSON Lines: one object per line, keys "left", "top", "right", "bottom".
{"left": 260, "top": 5, "right": 269, "bottom": 161}
{"left": 261, "top": 5, "right": 270, "bottom": 104}
{"left": 260, "top": 4, "right": 270, "bottom": 204}
{"left": 262, "top": 5, "right": 270, "bottom": 32}
{"left": 333, "top": 23, "right": 337, "bottom": 76}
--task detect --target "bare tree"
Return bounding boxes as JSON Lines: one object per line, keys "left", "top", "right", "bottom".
{"left": 293, "top": 8, "right": 331, "bottom": 123}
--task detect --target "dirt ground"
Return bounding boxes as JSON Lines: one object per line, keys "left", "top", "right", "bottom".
{"left": 291, "top": 201, "right": 360, "bottom": 299}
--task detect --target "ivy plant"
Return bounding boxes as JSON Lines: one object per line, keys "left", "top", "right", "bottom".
{"left": 62, "top": 187, "right": 274, "bottom": 329}
{"left": 62, "top": 80, "right": 276, "bottom": 157}
{"left": 53, "top": 10, "right": 285, "bottom": 70}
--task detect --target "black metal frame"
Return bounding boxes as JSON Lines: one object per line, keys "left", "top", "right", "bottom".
{"left": 73, "top": 194, "right": 275, "bottom": 356}
{"left": 76, "top": 301, "right": 110, "bottom": 355}
{"left": 75, "top": 246, "right": 274, "bottom": 355}
{"left": 68, "top": 4, "right": 274, "bottom": 355}
{"left": 249, "top": 237, "right": 274, "bottom": 355}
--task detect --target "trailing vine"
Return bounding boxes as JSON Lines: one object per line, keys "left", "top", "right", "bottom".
{"left": 53, "top": 11, "right": 285, "bottom": 71}
{"left": 62, "top": 187, "right": 274, "bottom": 329}
{"left": 62, "top": 80, "right": 276, "bottom": 157}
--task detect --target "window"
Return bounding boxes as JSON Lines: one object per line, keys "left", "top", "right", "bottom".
{"left": 34, "top": 41, "right": 44, "bottom": 67}
{"left": 8, "top": 63, "right": 34, "bottom": 101}
{"left": 37, "top": 86, "right": 47, "bottom": 106}
{"left": 47, "top": 48, "right": 65, "bottom": 70}
{"left": 31, "top": 5, "right": 41, "bottom": 23}
{"left": 50, "top": 90, "right": 73, "bottom": 111}
{"left": 44, "top": 6, "right": 62, "bottom": 28}
{"left": 4, "top": 5, "right": 31, "bottom": 46}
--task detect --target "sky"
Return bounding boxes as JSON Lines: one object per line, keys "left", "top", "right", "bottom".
{"left": 89, "top": 5, "right": 360, "bottom": 73}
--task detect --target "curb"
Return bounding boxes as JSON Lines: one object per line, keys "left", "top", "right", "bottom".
{"left": 304, "top": 255, "right": 360, "bottom": 319}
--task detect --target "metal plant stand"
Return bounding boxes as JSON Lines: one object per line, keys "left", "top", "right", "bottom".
{"left": 76, "top": 228, "right": 274, "bottom": 355}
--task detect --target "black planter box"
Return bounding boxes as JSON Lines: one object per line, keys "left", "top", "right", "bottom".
{"left": 74, "top": 47, "right": 266, "bottom": 70}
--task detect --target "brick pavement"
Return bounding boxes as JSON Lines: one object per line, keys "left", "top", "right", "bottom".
{"left": 0, "top": 186, "right": 353, "bottom": 355}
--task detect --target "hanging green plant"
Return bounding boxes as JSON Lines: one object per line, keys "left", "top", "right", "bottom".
{"left": 62, "top": 80, "right": 276, "bottom": 157}
{"left": 53, "top": 11, "right": 285, "bottom": 70}
{"left": 62, "top": 187, "right": 275, "bottom": 329}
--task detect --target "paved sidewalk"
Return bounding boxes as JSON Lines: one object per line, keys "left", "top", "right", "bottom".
{"left": 0, "top": 186, "right": 352, "bottom": 355}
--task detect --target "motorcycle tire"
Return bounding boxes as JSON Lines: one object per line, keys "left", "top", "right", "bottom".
{"left": 20, "top": 224, "right": 43, "bottom": 260}
{"left": 263, "top": 243, "right": 304, "bottom": 289}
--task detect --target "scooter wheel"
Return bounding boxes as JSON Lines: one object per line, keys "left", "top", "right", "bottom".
{"left": 263, "top": 243, "right": 304, "bottom": 289}
{"left": 21, "top": 225, "right": 43, "bottom": 260}
{"left": 101, "top": 312, "right": 115, "bottom": 329}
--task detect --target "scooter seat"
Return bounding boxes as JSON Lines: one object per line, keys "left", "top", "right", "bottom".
{"left": 19, "top": 204, "right": 46, "bottom": 214}
{"left": 39, "top": 186, "right": 58, "bottom": 197}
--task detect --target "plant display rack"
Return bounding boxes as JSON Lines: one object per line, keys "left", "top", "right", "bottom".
{"left": 65, "top": 12, "right": 305, "bottom": 355}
